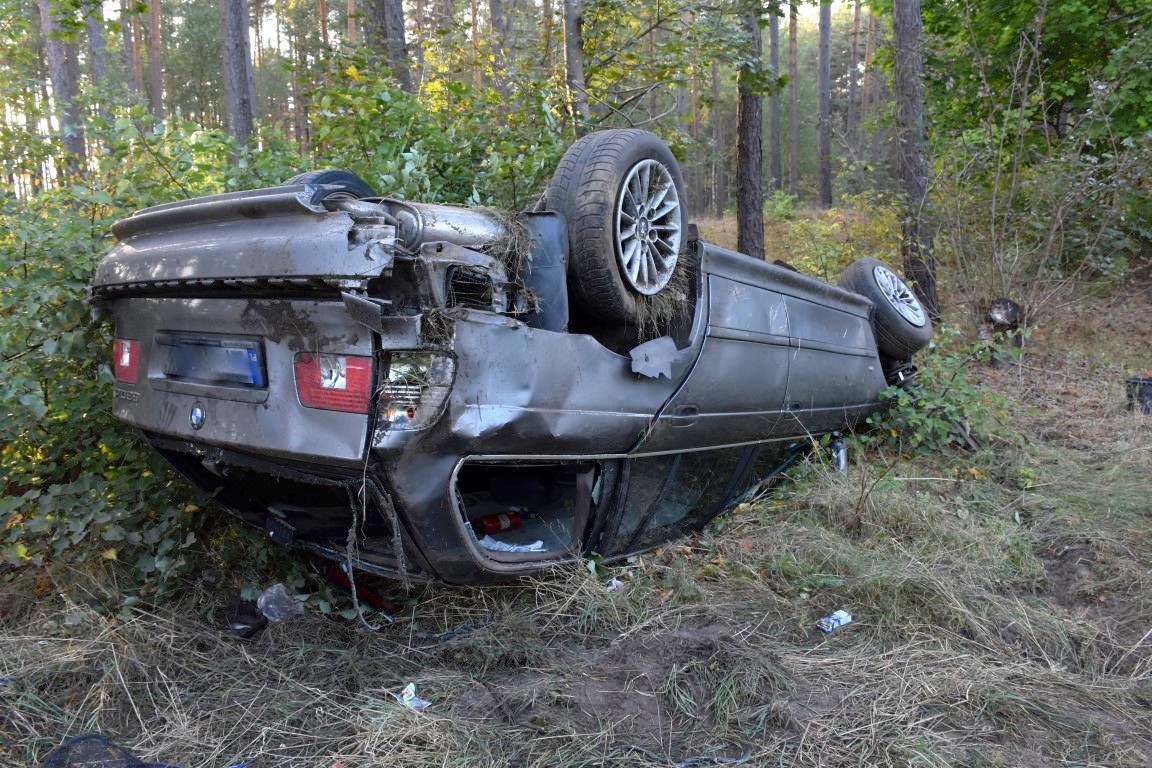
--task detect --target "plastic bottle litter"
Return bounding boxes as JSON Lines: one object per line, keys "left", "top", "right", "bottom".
{"left": 816, "top": 609, "right": 853, "bottom": 633}
{"left": 478, "top": 535, "right": 545, "bottom": 553}
{"left": 256, "top": 583, "right": 305, "bottom": 623}
{"left": 395, "top": 682, "right": 432, "bottom": 710}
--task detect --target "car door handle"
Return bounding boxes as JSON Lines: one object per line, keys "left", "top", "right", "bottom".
{"left": 669, "top": 404, "right": 699, "bottom": 427}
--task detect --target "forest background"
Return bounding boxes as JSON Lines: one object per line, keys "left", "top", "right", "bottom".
{"left": 2, "top": 1, "right": 1152, "bottom": 763}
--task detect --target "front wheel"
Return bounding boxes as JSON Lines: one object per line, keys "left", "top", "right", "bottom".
{"left": 839, "top": 257, "right": 933, "bottom": 360}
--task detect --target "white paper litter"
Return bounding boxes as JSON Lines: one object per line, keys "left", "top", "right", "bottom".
{"left": 478, "top": 535, "right": 545, "bottom": 553}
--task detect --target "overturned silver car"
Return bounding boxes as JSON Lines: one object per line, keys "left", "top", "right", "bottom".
{"left": 92, "top": 129, "right": 932, "bottom": 584}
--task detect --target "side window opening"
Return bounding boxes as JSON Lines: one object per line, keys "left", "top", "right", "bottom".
{"left": 601, "top": 443, "right": 783, "bottom": 557}
{"left": 455, "top": 460, "right": 602, "bottom": 563}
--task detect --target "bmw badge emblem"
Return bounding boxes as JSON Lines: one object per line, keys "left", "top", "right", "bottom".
{"left": 189, "top": 403, "right": 206, "bottom": 430}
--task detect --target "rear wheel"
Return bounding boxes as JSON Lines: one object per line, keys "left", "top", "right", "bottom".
{"left": 546, "top": 129, "right": 688, "bottom": 323}
{"left": 839, "top": 257, "right": 933, "bottom": 360}
{"left": 283, "top": 169, "right": 377, "bottom": 203}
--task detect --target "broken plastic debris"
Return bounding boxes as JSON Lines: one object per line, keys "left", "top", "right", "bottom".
{"left": 629, "top": 336, "right": 678, "bottom": 379}
{"left": 395, "top": 682, "right": 432, "bottom": 710}
{"left": 606, "top": 578, "right": 625, "bottom": 592}
{"left": 478, "top": 535, "right": 545, "bottom": 553}
{"left": 816, "top": 609, "right": 853, "bottom": 633}
{"left": 256, "top": 583, "right": 305, "bottom": 623}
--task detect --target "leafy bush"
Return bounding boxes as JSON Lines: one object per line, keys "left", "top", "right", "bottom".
{"left": 773, "top": 195, "right": 903, "bottom": 280}
{"left": 309, "top": 62, "right": 566, "bottom": 209}
{"left": 862, "top": 327, "right": 1009, "bottom": 454}
{"left": 0, "top": 118, "right": 248, "bottom": 604}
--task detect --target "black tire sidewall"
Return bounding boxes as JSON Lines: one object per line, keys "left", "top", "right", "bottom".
{"left": 546, "top": 130, "right": 688, "bottom": 323}
{"left": 283, "top": 169, "right": 377, "bottom": 201}
{"left": 839, "top": 257, "right": 933, "bottom": 360}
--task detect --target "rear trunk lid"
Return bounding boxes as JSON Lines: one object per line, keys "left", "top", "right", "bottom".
{"left": 94, "top": 186, "right": 396, "bottom": 298}
{"left": 95, "top": 187, "right": 400, "bottom": 466}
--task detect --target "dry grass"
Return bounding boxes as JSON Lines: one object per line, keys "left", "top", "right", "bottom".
{"left": 4, "top": 237, "right": 1152, "bottom": 767}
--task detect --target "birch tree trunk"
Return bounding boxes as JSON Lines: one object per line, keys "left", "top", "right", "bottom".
{"left": 891, "top": 0, "right": 939, "bottom": 318}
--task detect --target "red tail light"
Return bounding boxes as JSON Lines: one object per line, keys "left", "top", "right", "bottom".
{"left": 113, "top": 339, "right": 139, "bottom": 383}
{"left": 294, "top": 353, "right": 373, "bottom": 413}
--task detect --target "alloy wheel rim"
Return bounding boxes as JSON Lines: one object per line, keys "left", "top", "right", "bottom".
{"left": 614, "top": 159, "right": 682, "bottom": 295}
{"left": 873, "top": 265, "right": 927, "bottom": 327}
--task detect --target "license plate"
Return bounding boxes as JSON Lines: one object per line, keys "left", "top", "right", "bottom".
{"left": 153, "top": 333, "right": 266, "bottom": 388}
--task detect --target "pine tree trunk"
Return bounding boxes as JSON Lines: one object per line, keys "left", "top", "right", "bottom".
{"left": 85, "top": 3, "right": 107, "bottom": 87}
{"left": 847, "top": 0, "right": 861, "bottom": 149}
{"left": 736, "top": 9, "right": 764, "bottom": 260}
{"left": 37, "top": 0, "right": 86, "bottom": 176}
{"left": 119, "top": 0, "right": 137, "bottom": 93}
{"left": 149, "top": 0, "right": 164, "bottom": 120}
{"left": 319, "top": 0, "right": 330, "bottom": 47}
{"left": 489, "top": 0, "right": 513, "bottom": 95}
{"left": 541, "top": 0, "right": 554, "bottom": 73}
{"left": 412, "top": 0, "right": 425, "bottom": 78}
{"left": 435, "top": 0, "right": 454, "bottom": 33}
{"left": 85, "top": 2, "right": 113, "bottom": 129}
{"left": 891, "top": 0, "right": 939, "bottom": 319}
{"left": 562, "top": 0, "right": 590, "bottom": 133}
{"left": 347, "top": 0, "right": 358, "bottom": 43}
{"left": 368, "top": 0, "right": 414, "bottom": 92}
{"left": 816, "top": 1, "right": 832, "bottom": 207}
{"left": 220, "top": 0, "right": 255, "bottom": 145}
{"left": 768, "top": 12, "right": 781, "bottom": 193}
{"left": 711, "top": 59, "right": 726, "bottom": 217}
{"left": 252, "top": 0, "right": 264, "bottom": 68}
{"left": 787, "top": 2, "right": 799, "bottom": 196}
{"left": 692, "top": 68, "right": 704, "bottom": 212}
{"left": 470, "top": 0, "right": 481, "bottom": 90}
{"left": 865, "top": 13, "right": 882, "bottom": 167}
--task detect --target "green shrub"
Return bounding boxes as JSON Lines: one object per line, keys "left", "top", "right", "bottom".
{"left": 862, "top": 327, "right": 1010, "bottom": 454}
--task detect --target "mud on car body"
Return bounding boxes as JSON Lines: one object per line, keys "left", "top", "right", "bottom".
{"left": 92, "top": 130, "right": 932, "bottom": 585}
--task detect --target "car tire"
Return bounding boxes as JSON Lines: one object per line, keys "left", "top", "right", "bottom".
{"left": 839, "top": 257, "right": 933, "bottom": 360}
{"left": 546, "top": 129, "right": 688, "bottom": 323}
{"left": 283, "top": 169, "right": 377, "bottom": 202}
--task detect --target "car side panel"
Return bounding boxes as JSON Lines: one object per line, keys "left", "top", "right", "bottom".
{"left": 634, "top": 244, "right": 887, "bottom": 452}
{"left": 779, "top": 295, "right": 889, "bottom": 434}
